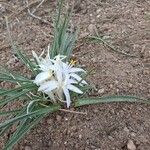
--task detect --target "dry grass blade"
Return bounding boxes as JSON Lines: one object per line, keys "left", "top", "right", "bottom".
{"left": 87, "top": 36, "right": 137, "bottom": 57}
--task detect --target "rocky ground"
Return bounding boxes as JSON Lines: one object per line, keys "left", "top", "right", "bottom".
{"left": 0, "top": 0, "right": 150, "bottom": 149}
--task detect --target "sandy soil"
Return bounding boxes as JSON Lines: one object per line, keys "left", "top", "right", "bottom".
{"left": 0, "top": 0, "right": 150, "bottom": 149}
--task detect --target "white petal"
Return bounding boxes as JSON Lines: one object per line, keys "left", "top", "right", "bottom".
{"left": 54, "top": 54, "right": 66, "bottom": 61}
{"left": 70, "top": 67, "right": 85, "bottom": 73}
{"left": 32, "top": 51, "right": 40, "bottom": 64}
{"left": 70, "top": 73, "right": 87, "bottom": 84}
{"left": 34, "top": 71, "right": 51, "bottom": 85}
{"left": 39, "top": 64, "right": 54, "bottom": 71}
{"left": 68, "top": 79, "right": 78, "bottom": 84}
{"left": 55, "top": 63, "right": 63, "bottom": 84}
{"left": 67, "top": 84, "right": 83, "bottom": 94}
{"left": 62, "top": 62, "right": 70, "bottom": 74}
{"left": 56, "top": 88, "right": 64, "bottom": 100}
{"left": 46, "top": 91, "right": 55, "bottom": 102}
{"left": 63, "top": 88, "right": 71, "bottom": 108}
{"left": 38, "top": 80, "right": 58, "bottom": 92}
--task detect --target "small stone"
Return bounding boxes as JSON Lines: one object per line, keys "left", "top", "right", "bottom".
{"left": 71, "top": 126, "right": 77, "bottom": 131}
{"left": 88, "top": 24, "right": 96, "bottom": 34}
{"left": 0, "top": 4, "right": 6, "bottom": 13}
{"left": 115, "top": 80, "right": 119, "bottom": 84}
{"left": 128, "top": 83, "right": 133, "bottom": 88}
{"left": 25, "top": 145, "right": 32, "bottom": 150}
{"left": 108, "top": 136, "right": 114, "bottom": 141}
{"left": 96, "top": 14, "right": 101, "bottom": 18}
{"left": 56, "top": 115, "right": 62, "bottom": 122}
{"left": 98, "top": 88, "right": 105, "bottom": 94}
{"left": 96, "top": 9, "right": 101, "bottom": 14}
{"left": 116, "top": 88, "right": 119, "bottom": 92}
{"left": 65, "top": 117, "right": 68, "bottom": 121}
{"left": 64, "top": 141, "right": 67, "bottom": 145}
{"left": 127, "top": 140, "right": 136, "bottom": 150}
{"left": 123, "top": 127, "right": 130, "bottom": 134}
{"left": 79, "top": 134, "right": 82, "bottom": 139}
{"left": 109, "top": 84, "right": 113, "bottom": 88}
{"left": 93, "top": 108, "right": 99, "bottom": 113}
{"left": 48, "top": 140, "right": 52, "bottom": 146}
{"left": 47, "top": 119, "right": 53, "bottom": 124}
{"left": 130, "top": 132, "right": 136, "bottom": 137}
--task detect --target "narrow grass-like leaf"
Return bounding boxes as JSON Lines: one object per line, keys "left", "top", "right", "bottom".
{"left": 0, "top": 77, "right": 32, "bottom": 84}
{"left": 0, "top": 85, "right": 28, "bottom": 97}
{"left": 0, "top": 66, "right": 32, "bottom": 86}
{"left": 0, "top": 65, "right": 30, "bottom": 81}
{"left": 0, "top": 106, "right": 27, "bottom": 136}
{"left": 75, "top": 95, "right": 148, "bottom": 107}
{"left": 0, "top": 83, "right": 36, "bottom": 96}
{"left": 87, "top": 36, "right": 136, "bottom": 57}
{"left": 5, "top": 17, "right": 37, "bottom": 75}
{"left": 0, "top": 109, "right": 22, "bottom": 116}
{"left": 0, "top": 105, "right": 60, "bottom": 130}
{"left": 0, "top": 85, "right": 37, "bottom": 106}
{"left": 4, "top": 114, "right": 47, "bottom": 150}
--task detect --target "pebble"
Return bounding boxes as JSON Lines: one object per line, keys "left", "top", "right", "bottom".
{"left": 56, "top": 115, "right": 62, "bottom": 122}
{"left": 108, "top": 136, "right": 114, "bottom": 141}
{"left": 88, "top": 24, "right": 96, "bottom": 34}
{"left": 0, "top": 4, "right": 6, "bottom": 13}
{"left": 98, "top": 88, "right": 105, "bottom": 94}
{"left": 79, "top": 134, "right": 82, "bottom": 139}
{"left": 128, "top": 83, "right": 133, "bottom": 88}
{"left": 25, "top": 145, "right": 32, "bottom": 150}
{"left": 96, "top": 9, "right": 101, "bottom": 14}
{"left": 123, "top": 127, "right": 130, "bottom": 134}
{"left": 127, "top": 140, "right": 136, "bottom": 150}
{"left": 109, "top": 84, "right": 113, "bottom": 88}
{"left": 47, "top": 119, "right": 53, "bottom": 124}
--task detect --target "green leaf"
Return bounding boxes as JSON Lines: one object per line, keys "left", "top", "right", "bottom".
{"left": 0, "top": 106, "right": 26, "bottom": 137}
{"left": 87, "top": 36, "right": 137, "bottom": 57}
{"left": 4, "top": 114, "right": 46, "bottom": 150}
{"left": 5, "top": 17, "right": 37, "bottom": 75}
{"left": 0, "top": 85, "right": 36, "bottom": 106}
{"left": 0, "top": 105, "right": 60, "bottom": 130}
{"left": 14, "top": 47, "right": 37, "bottom": 75}
{"left": 0, "top": 109, "right": 22, "bottom": 116}
{"left": 0, "top": 84, "right": 36, "bottom": 97}
{"left": 75, "top": 95, "right": 148, "bottom": 107}
{"left": 0, "top": 65, "right": 32, "bottom": 85}
{"left": 49, "top": 0, "right": 77, "bottom": 59}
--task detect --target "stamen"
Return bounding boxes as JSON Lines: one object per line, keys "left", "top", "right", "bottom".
{"left": 69, "top": 59, "right": 77, "bottom": 66}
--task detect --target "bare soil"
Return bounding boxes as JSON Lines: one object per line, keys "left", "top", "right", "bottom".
{"left": 0, "top": 0, "right": 150, "bottom": 150}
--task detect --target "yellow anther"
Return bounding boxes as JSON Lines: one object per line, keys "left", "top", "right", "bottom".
{"left": 70, "top": 59, "right": 77, "bottom": 65}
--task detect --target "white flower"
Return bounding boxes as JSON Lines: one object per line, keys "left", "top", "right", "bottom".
{"left": 33, "top": 51, "right": 87, "bottom": 108}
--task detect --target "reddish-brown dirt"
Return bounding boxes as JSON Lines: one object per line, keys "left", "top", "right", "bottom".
{"left": 0, "top": 0, "right": 150, "bottom": 150}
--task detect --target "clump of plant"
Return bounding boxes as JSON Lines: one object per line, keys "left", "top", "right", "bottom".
{"left": 0, "top": 1, "right": 148, "bottom": 149}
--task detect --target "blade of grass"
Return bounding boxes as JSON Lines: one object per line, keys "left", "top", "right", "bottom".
{"left": 0, "top": 106, "right": 27, "bottom": 136}
{"left": 0, "top": 109, "right": 22, "bottom": 116}
{"left": 0, "top": 84, "right": 35, "bottom": 97}
{"left": 0, "top": 77, "right": 32, "bottom": 84}
{"left": 0, "top": 105, "right": 60, "bottom": 130}
{"left": 0, "top": 86, "right": 37, "bottom": 106}
{"left": 4, "top": 114, "right": 47, "bottom": 150}
{"left": 5, "top": 17, "right": 37, "bottom": 75}
{"left": 75, "top": 95, "right": 148, "bottom": 107}
{"left": 88, "top": 36, "right": 137, "bottom": 57}
{"left": 0, "top": 65, "right": 31, "bottom": 81}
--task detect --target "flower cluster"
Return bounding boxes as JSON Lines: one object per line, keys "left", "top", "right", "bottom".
{"left": 32, "top": 50, "right": 87, "bottom": 108}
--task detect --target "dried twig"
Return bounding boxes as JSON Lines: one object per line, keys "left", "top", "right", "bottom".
{"left": 59, "top": 109, "right": 87, "bottom": 115}
{"left": 26, "top": 0, "right": 50, "bottom": 24}
{"left": 1, "top": 0, "right": 41, "bottom": 25}
{"left": 32, "top": 0, "right": 46, "bottom": 14}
